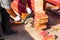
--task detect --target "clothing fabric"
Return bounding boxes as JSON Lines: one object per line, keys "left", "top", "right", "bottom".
{"left": 1, "top": 0, "right": 12, "bottom": 9}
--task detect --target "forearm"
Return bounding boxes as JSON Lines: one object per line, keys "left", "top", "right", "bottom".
{"left": 6, "top": 8, "right": 17, "bottom": 18}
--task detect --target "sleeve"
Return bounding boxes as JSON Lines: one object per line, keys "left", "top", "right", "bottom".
{"left": 1, "top": 0, "right": 11, "bottom": 9}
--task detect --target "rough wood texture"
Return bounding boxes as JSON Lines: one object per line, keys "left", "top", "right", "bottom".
{"left": 31, "top": 0, "right": 43, "bottom": 12}
{"left": 34, "top": 11, "right": 48, "bottom": 30}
